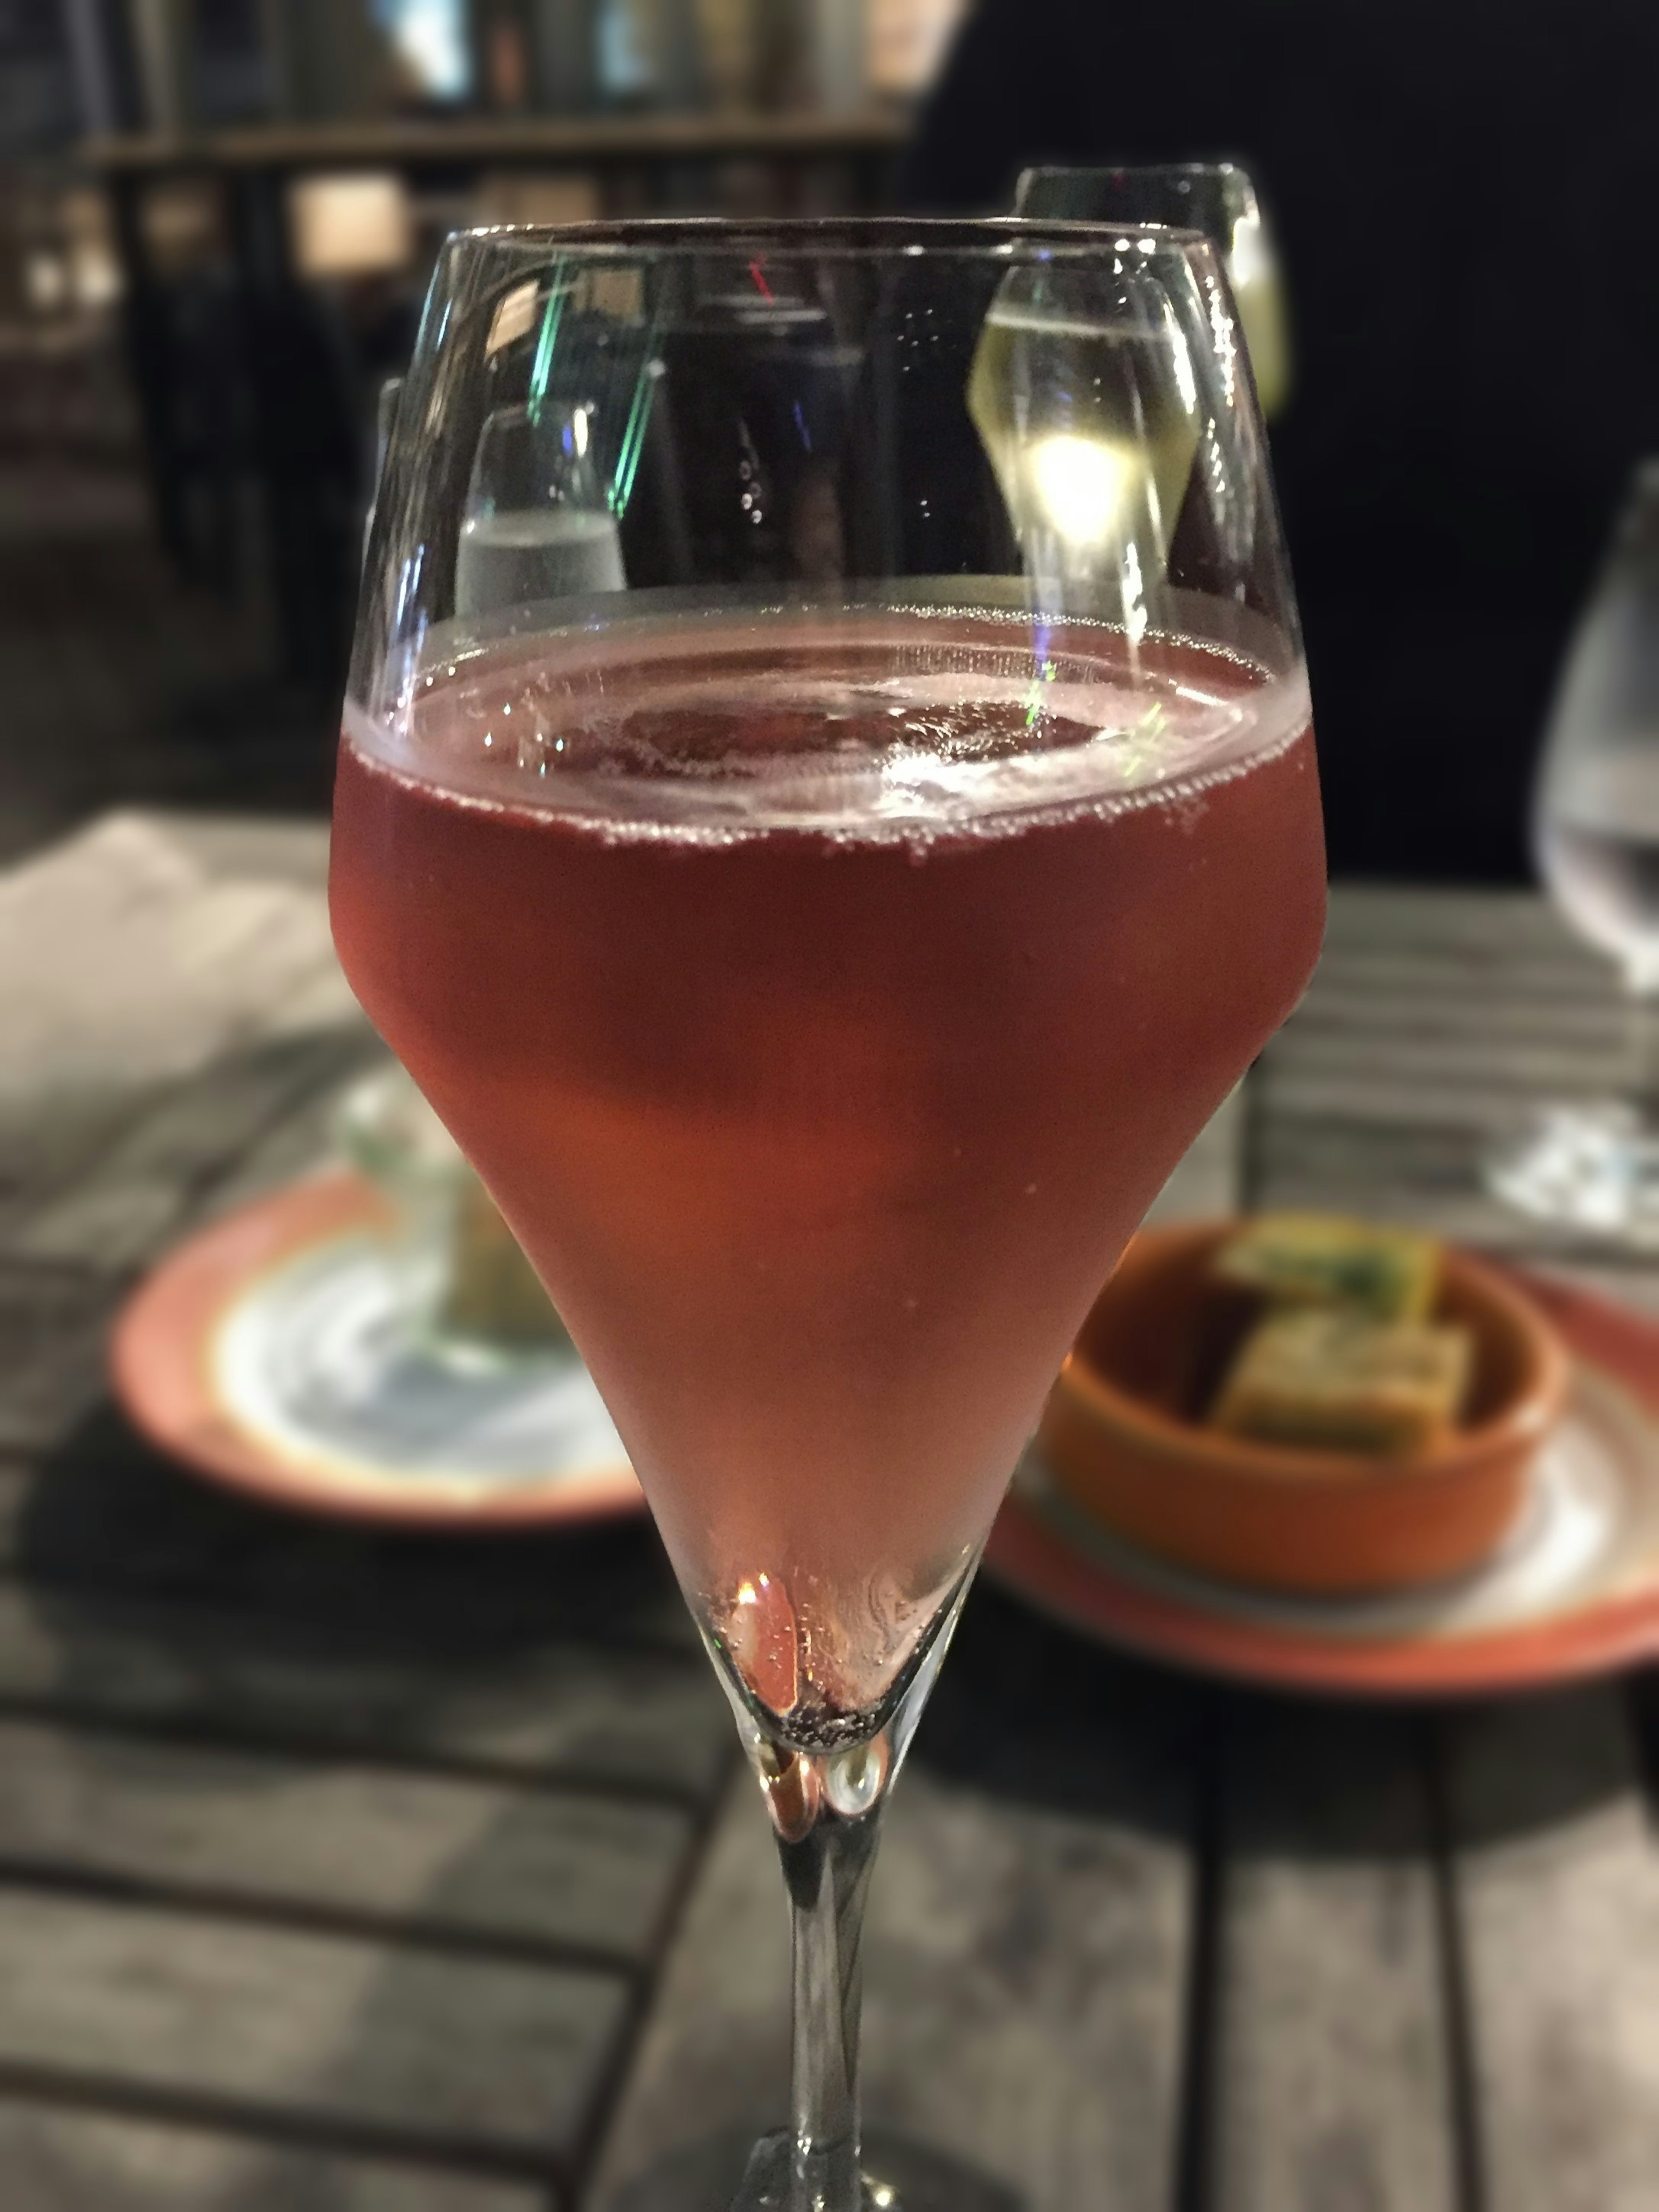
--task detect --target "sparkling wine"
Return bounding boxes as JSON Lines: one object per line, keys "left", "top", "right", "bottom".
{"left": 967, "top": 286, "right": 1202, "bottom": 571}
{"left": 331, "top": 608, "right": 1325, "bottom": 1729}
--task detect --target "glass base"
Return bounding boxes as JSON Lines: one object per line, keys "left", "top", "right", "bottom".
{"left": 608, "top": 2126, "right": 1020, "bottom": 2212}
{"left": 1484, "top": 1100, "right": 1659, "bottom": 1244}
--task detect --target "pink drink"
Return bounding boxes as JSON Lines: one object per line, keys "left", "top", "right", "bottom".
{"left": 331, "top": 611, "right": 1325, "bottom": 1730}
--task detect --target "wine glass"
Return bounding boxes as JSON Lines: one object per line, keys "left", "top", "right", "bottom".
{"left": 456, "top": 398, "right": 628, "bottom": 617}
{"left": 1486, "top": 460, "right": 1659, "bottom": 1241}
{"left": 331, "top": 219, "right": 1325, "bottom": 2212}
{"left": 1014, "top": 163, "right": 1293, "bottom": 421}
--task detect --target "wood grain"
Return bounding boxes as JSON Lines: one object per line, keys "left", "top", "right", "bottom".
{"left": 0, "top": 2099, "right": 548, "bottom": 2210}
{"left": 9, "top": 833, "right": 1659, "bottom": 2210}
{"left": 594, "top": 1588, "right": 1200, "bottom": 2212}
{"left": 10, "top": 1033, "right": 367, "bottom": 1273}
{"left": 0, "top": 1716, "right": 690, "bottom": 1963}
{"left": 1253, "top": 886, "right": 1643, "bottom": 1258}
{"left": 0, "top": 1582, "right": 728, "bottom": 1797}
{"left": 1207, "top": 1700, "right": 1458, "bottom": 2212}
{"left": 6, "top": 1405, "right": 697, "bottom": 1654}
{"left": 1437, "top": 1688, "right": 1659, "bottom": 2212}
{"left": 586, "top": 1772, "right": 787, "bottom": 2209}
{"left": 0, "top": 1262, "right": 118, "bottom": 1454}
{"left": 0, "top": 1889, "right": 626, "bottom": 2168}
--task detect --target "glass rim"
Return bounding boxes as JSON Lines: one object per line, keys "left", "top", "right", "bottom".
{"left": 1019, "top": 160, "right": 1251, "bottom": 183}
{"left": 442, "top": 213, "right": 1217, "bottom": 261}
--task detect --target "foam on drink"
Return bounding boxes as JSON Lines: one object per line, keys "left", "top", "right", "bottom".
{"left": 349, "top": 607, "right": 1312, "bottom": 844}
{"left": 334, "top": 606, "right": 1325, "bottom": 1735}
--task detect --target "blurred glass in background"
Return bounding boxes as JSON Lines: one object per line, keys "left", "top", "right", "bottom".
{"left": 1013, "top": 162, "right": 1290, "bottom": 422}
{"left": 905, "top": 0, "right": 1659, "bottom": 885}
{"left": 1488, "top": 463, "right": 1659, "bottom": 1242}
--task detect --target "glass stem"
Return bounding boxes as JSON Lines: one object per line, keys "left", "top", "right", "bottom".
{"left": 724, "top": 1567, "right": 976, "bottom": 2212}
{"left": 771, "top": 1757, "right": 886, "bottom": 2212}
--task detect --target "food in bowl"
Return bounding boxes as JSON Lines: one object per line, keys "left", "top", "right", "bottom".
{"left": 1037, "top": 1217, "right": 1570, "bottom": 1595}
{"left": 1212, "top": 1211, "right": 1441, "bottom": 1321}
{"left": 1207, "top": 1214, "right": 1472, "bottom": 1453}
{"left": 1211, "top": 1306, "right": 1473, "bottom": 1455}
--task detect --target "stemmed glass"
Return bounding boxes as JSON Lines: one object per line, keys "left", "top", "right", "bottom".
{"left": 330, "top": 219, "right": 1325, "bottom": 2211}
{"left": 1486, "top": 460, "right": 1659, "bottom": 1241}
{"left": 455, "top": 398, "right": 627, "bottom": 617}
{"left": 1014, "top": 163, "right": 1292, "bottom": 422}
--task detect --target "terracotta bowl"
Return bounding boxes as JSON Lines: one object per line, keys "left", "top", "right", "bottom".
{"left": 1037, "top": 1222, "right": 1571, "bottom": 1596}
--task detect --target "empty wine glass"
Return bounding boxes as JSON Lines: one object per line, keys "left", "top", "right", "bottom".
{"left": 1015, "top": 162, "right": 1292, "bottom": 420}
{"left": 1486, "top": 459, "right": 1659, "bottom": 1240}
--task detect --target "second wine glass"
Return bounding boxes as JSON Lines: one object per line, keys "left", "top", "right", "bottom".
{"left": 1015, "top": 162, "right": 1292, "bottom": 421}
{"left": 1487, "top": 459, "right": 1659, "bottom": 1241}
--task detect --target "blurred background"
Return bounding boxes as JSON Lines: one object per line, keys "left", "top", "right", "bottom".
{"left": 0, "top": 0, "right": 960, "bottom": 866}
{"left": 5, "top": 11, "right": 1659, "bottom": 2206}
{"left": 7, "top": 0, "right": 1658, "bottom": 884}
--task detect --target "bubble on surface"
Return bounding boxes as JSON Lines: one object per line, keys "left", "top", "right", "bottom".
{"left": 345, "top": 606, "right": 1311, "bottom": 850}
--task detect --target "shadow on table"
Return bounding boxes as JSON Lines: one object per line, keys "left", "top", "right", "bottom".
{"left": 6, "top": 1402, "right": 731, "bottom": 1825}
{"left": 19, "top": 1400, "right": 687, "bottom": 1658}
{"left": 927, "top": 1581, "right": 1653, "bottom": 1858}
{"left": 916, "top": 1582, "right": 1202, "bottom": 1842}
{"left": 16, "top": 1403, "right": 1649, "bottom": 1860}
{"left": 0, "top": 1406, "right": 746, "bottom": 2210}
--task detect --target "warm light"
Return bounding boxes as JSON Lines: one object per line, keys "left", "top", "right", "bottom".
{"left": 866, "top": 0, "right": 969, "bottom": 96}
{"left": 288, "top": 174, "right": 413, "bottom": 281}
{"left": 1027, "top": 434, "right": 1128, "bottom": 543}
{"left": 487, "top": 279, "right": 540, "bottom": 356}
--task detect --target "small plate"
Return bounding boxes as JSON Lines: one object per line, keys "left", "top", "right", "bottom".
{"left": 985, "top": 1271, "right": 1659, "bottom": 1696}
{"left": 112, "top": 1173, "right": 642, "bottom": 1529}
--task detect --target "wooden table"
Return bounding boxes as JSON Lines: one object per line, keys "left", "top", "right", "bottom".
{"left": 4, "top": 812, "right": 1659, "bottom": 2212}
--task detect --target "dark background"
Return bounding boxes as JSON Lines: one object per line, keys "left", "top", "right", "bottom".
{"left": 1, "top": 0, "right": 1654, "bottom": 882}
